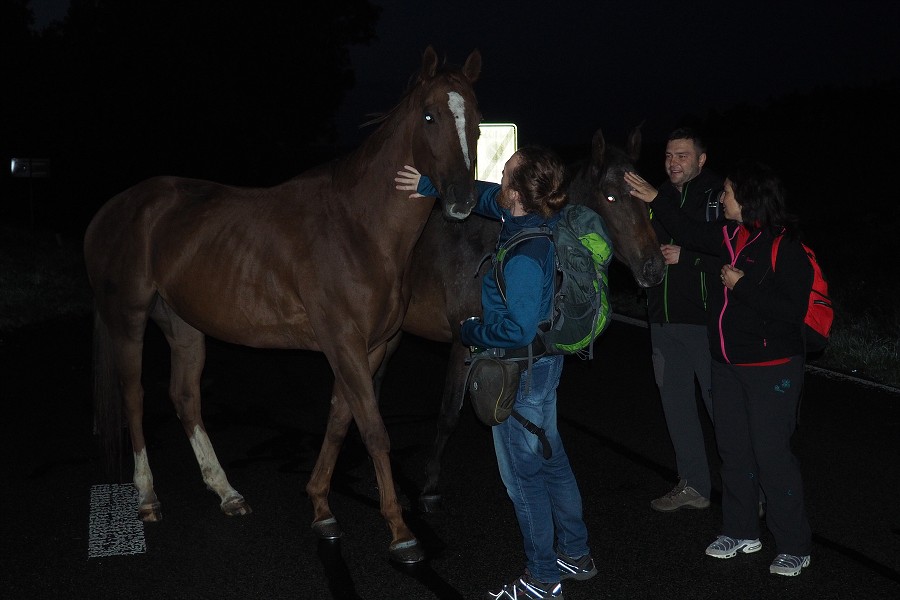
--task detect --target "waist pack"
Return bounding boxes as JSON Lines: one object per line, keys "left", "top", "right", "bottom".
{"left": 465, "top": 351, "right": 552, "bottom": 459}
{"left": 771, "top": 234, "right": 833, "bottom": 353}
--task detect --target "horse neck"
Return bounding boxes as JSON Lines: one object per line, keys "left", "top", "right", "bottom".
{"left": 339, "top": 103, "right": 434, "bottom": 241}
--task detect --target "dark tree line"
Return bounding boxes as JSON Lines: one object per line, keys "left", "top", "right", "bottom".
{"left": 2, "top": 0, "right": 380, "bottom": 230}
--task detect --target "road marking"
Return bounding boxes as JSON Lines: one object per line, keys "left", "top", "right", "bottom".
{"left": 88, "top": 484, "right": 146, "bottom": 558}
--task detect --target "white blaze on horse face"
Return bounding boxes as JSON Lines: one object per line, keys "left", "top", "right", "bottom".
{"left": 447, "top": 92, "right": 470, "bottom": 170}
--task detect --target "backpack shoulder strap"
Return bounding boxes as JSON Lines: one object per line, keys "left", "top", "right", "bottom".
{"left": 494, "top": 227, "right": 553, "bottom": 302}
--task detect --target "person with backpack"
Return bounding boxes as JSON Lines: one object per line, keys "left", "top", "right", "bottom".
{"left": 626, "top": 160, "right": 814, "bottom": 577}
{"left": 641, "top": 128, "right": 724, "bottom": 513}
{"left": 396, "top": 146, "right": 596, "bottom": 599}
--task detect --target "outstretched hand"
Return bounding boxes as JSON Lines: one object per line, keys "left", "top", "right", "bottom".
{"left": 624, "top": 172, "right": 658, "bottom": 203}
{"left": 395, "top": 165, "right": 424, "bottom": 198}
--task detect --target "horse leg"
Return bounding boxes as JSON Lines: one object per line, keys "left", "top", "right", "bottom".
{"left": 372, "top": 330, "right": 403, "bottom": 402}
{"left": 419, "top": 343, "right": 469, "bottom": 512}
{"left": 307, "top": 392, "right": 354, "bottom": 539}
{"left": 151, "top": 300, "right": 250, "bottom": 517}
{"left": 102, "top": 309, "right": 162, "bottom": 522}
{"left": 308, "top": 344, "right": 424, "bottom": 563}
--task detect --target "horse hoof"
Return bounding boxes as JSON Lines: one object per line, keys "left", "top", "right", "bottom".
{"left": 418, "top": 494, "right": 444, "bottom": 514}
{"left": 311, "top": 517, "right": 343, "bottom": 540}
{"left": 221, "top": 497, "right": 252, "bottom": 517}
{"left": 138, "top": 502, "right": 162, "bottom": 522}
{"left": 389, "top": 538, "right": 425, "bottom": 564}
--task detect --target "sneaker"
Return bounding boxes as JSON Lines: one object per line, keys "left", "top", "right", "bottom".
{"left": 556, "top": 552, "right": 597, "bottom": 581}
{"left": 485, "top": 572, "right": 563, "bottom": 600}
{"left": 705, "top": 535, "right": 762, "bottom": 558}
{"left": 769, "top": 553, "right": 811, "bottom": 576}
{"left": 650, "top": 479, "right": 711, "bottom": 512}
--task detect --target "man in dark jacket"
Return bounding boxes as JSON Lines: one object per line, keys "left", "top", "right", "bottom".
{"left": 643, "top": 128, "right": 723, "bottom": 512}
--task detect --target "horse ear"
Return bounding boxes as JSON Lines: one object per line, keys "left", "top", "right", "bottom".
{"left": 627, "top": 121, "right": 645, "bottom": 162}
{"left": 421, "top": 46, "right": 439, "bottom": 79}
{"left": 591, "top": 128, "right": 606, "bottom": 166}
{"left": 463, "top": 49, "right": 482, "bottom": 83}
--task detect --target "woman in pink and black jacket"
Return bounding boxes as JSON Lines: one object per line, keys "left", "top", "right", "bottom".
{"left": 626, "top": 160, "right": 814, "bottom": 577}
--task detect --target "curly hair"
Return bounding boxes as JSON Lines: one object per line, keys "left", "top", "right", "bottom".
{"left": 727, "top": 160, "right": 798, "bottom": 234}
{"left": 507, "top": 146, "right": 569, "bottom": 219}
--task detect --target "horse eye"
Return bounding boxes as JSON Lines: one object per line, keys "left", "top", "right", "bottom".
{"left": 606, "top": 195, "right": 616, "bottom": 203}
{"left": 424, "top": 113, "right": 434, "bottom": 123}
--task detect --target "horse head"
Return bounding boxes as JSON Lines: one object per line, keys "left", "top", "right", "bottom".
{"left": 409, "top": 46, "right": 482, "bottom": 221}
{"left": 586, "top": 126, "right": 665, "bottom": 288}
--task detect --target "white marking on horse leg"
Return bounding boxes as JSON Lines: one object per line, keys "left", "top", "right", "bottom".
{"left": 188, "top": 425, "right": 244, "bottom": 508}
{"left": 447, "top": 91, "right": 470, "bottom": 170}
{"left": 132, "top": 447, "right": 155, "bottom": 506}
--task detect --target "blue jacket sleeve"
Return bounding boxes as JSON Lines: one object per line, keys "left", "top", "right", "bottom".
{"left": 459, "top": 253, "right": 546, "bottom": 349}
{"left": 418, "top": 175, "right": 503, "bottom": 219}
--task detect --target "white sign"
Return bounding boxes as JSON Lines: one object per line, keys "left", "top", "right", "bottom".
{"left": 476, "top": 123, "right": 517, "bottom": 183}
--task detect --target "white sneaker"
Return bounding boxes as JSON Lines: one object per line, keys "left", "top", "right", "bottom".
{"left": 705, "top": 535, "right": 762, "bottom": 559}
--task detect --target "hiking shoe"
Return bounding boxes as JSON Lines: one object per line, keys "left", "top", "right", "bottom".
{"left": 769, "top": 553, "right": 811, "bottom": 576}
{"left": 650, "top": 479, "right": 711, "bottom": 512}
{"left": 557, "top": 552, "right": 597, "bottom": 581}
{"left": 485, "top": 572, "right": 563, "bottom": 599}
{"left": 705, "top": 535, "right": 762, "bottom": 558}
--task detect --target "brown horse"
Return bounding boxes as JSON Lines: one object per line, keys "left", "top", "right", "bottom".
{"left": 376, "top": 126, "right": 665, "bottom": 511}
{"left": 84, "top": 47, "right": 482, "bottom": 563}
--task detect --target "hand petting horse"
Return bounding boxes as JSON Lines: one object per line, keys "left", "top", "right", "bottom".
{"left": 84, "top": 46, "right": 482, "bottom": 563}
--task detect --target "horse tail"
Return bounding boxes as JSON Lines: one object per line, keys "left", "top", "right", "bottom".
{"left": 92, "top": 308, "right": 124, "bottom": 481}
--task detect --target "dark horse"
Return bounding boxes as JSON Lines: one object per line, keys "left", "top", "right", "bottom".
{"left": 376, "top": 126, "right": 665, "bottom": 511}
{"left": 84, "top": 47, "right": 482, "bottom": 563}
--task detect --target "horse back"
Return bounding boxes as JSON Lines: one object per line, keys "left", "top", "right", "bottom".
{"left": 84, "top": 174, "right": 415, "bottom": 350}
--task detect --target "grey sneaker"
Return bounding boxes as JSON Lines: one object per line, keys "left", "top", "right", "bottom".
{"left": 705, "top": 535, "right": 762, "bottom": 558}
{"left": 770, "top": 553, "right": 811, "bottom": 576}
{"left": 485, "top": 572, "right": 563, "bottom": 599}
{"left": 650, "top": 479, "right": 711, "bottom": 512}
{"left": 556, "top": 552, "right": 597, "bottom": 581}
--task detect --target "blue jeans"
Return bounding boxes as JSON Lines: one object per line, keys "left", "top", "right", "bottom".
{"left": 492, "top": 354, "right": 590, "bottom": 584}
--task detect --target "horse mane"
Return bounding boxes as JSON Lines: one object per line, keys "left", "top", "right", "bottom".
{"left": 333, "top": 62, "right": 473, "bottom": 190}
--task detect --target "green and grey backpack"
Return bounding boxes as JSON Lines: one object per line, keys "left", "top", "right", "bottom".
{"left": 494, "top": 204, "right": 614, "bottom": 359}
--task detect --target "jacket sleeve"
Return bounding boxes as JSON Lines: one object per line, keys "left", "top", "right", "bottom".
{"left": 418, "top": 175, "right": 502, "bottom": 219}
{"left": 731, "top": 236, "right": 811, "bottom": 324}
{"left": 459, "top": 249, "right": 548, "bottom": 349}
{"left": 649, "top": 193, "right": 724, "bottom": 255}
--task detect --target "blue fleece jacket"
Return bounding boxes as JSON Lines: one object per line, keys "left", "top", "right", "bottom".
{"left": 417, "top": 176, "right": 558, "bottom": 350}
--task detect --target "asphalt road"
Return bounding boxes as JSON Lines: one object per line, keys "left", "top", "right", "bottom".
{"left": 1, "top": 316, "right": 898, "bottom": 599}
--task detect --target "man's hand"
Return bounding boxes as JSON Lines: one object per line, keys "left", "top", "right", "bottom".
{"left": 624, "top": 171, "right": 658, "bottom": 203}
{"left": 395, "top": 165, "right": 424, "bottom": 198}
{"left": 660, "top": 244, "right": 681, "bottom": 265}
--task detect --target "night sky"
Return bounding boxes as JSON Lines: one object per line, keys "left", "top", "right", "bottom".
{"left": 31, "top": 0, "right": 900, "bottom": 149}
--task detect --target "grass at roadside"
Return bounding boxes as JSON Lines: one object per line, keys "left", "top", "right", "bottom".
{"left": 608, "top": 268, "right": 900, "bottom": 391}
{"left": 0, "top": 226, "right": 93, "bottom": 331}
